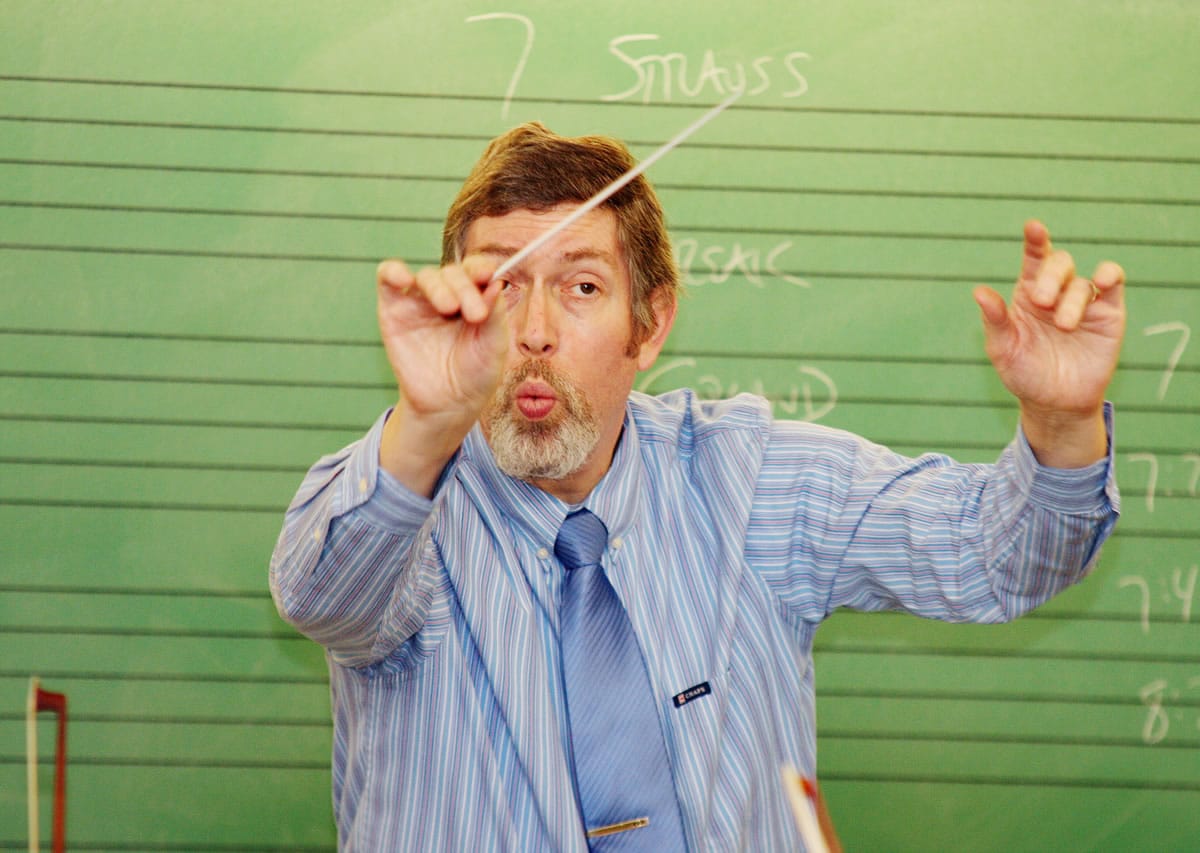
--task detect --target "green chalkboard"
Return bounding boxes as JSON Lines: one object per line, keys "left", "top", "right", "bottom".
{"left": 2, "top": 1, "right": 1197, "bottom": 849}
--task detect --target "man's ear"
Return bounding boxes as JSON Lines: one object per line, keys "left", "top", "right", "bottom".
{"left": 636, "top": 289, "right": 678, "bottom": 371}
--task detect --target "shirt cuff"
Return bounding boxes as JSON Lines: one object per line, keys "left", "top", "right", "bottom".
{"left": 339, "top": 408, "right": 437, "bottom": 531}
{"left": 1014, "top": 401, "right": 1119, "bottom": 515}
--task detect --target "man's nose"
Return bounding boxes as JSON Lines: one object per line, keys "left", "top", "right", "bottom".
{"left": 514, "top": 282, "right": 557, "bottom": 357}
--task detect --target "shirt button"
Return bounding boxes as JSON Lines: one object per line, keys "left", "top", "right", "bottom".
{"left": 611, "top": 536, "right": 623, "bottom": 550}
{"left": 537, "top": 547, "right": 550, "bottom": 560}
{"left": 311, "top": 528, "right": 321, "bottom": 542}
{"left": 358, "top": 477, "right": 369, "bottom": 494}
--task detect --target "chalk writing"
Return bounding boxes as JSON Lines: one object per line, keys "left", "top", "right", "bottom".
{"left": 1188, "top": 454, "right": 1200, "bottom": 495}
{"left": 1140, "top": 679, "right": 1171, "bottom": 744}
{"left": 1127, "top": 453, "right": 1159, "bottom": 513}
{"left": 1118, "top": 575, "right": 1152, "bottom": 635}
{"left": 1138, "top": 676, "right": 1200, "bottom": 745}
{"left": 466, "top": 12, "right": 535, "bottom": 119}
{"left": 1124, "top": 452, "right": 1200, "bottom": 513}
{"left": 1142, "top": 321, "right": 1190, "bottom": 401}
{"left": 675, "top": 238, "right": 811, "bottom": 288}
{"left": 603, "top": 34, "right": 810, "bottom": 103}
{"left": 465, "top": 19, "right": 811, "bottom": 112}
{"left": 1175, "top": 566, "right": 1199, "bottom": 625}
{"left": 1118, "top": 566, "right": 1198, "bottom": 636}
{"left": 637, "top": 357, "right": 837, "bottom": 422}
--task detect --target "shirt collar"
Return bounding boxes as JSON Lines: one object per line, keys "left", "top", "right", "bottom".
{"left": 457, "top": 404, "right": 646, "bottom": 546}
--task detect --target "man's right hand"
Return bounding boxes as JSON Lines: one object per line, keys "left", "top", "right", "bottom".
{"left": 375, "top": 257, "right": 509, "bottom": 496}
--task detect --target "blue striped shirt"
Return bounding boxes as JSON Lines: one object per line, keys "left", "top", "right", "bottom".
{"left": 270, "top": 390, "right": 1118, "bottom": 851}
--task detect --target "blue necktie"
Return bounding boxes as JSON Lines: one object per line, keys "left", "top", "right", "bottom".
{"left": 556, "top": 509, "right": 687, "bottom": 851}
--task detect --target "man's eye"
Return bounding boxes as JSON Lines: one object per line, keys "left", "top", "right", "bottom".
{"left": 576, "top": 281, "right": 598, "bottom": 295}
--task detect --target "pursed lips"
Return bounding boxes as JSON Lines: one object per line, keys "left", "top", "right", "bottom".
{"left": 515, "top": 379, "right": 558, "bottom": 420}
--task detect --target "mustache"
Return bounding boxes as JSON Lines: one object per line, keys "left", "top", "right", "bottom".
{"left": 503, "top": 359, "right": 572, "bottom": 399}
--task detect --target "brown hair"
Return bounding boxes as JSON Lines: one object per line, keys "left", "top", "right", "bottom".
{"left": 442, "top": 122, "right": 679, "bottom": 352}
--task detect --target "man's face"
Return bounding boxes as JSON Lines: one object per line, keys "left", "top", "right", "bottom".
{"left": 467, "top": 203, "right": 672, "bottom": 499}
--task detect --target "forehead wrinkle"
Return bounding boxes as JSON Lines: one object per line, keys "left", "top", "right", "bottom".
{"left": 471, "top": 242, "right": 521, "bottom": 259}
{"left": 469, "top": 243, "right": 618, "bottom": 272}
{"left": 560, "top": 247, "right": 617, "bottom": 267}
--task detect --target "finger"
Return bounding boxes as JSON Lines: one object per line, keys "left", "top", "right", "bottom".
{"left": 1092, "top": 260, "right": 1126, "bottom": 299}
{"left": 973, "top": 284, "right": 1013, "bottom": 352}
{"left": 1052, "top": 276, "right": 1096, "bottom": 331}
{"left": 377, "top": 259, "right": 415, "bottom": 293}
{"left": 1019, "top": 219, "right": 1053, "bottom": 287}
{"left": 478, "top": 275, "right": 506, "bottom": 314}
{"left": 415, "top": 266, "right": 466, "bottom": 317}
{"left": 456, "top": 256, "right": 499, "bottom": 303}
{"left": 460, "top": 255, "right": 506, "bottom": 317}
{"left": 439, "top": 264, "right": 490, "bottom": 323}
{"left": 461, "top": 253, "right": 500, "bottom": 286}
{"left": 1029, "top": 249, "right": 1076, "bottom": 310}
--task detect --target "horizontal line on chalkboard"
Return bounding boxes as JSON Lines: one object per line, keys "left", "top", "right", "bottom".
{"left": 2, "top": 233, "right": 1196, "bottom": 266}
{"left": 0, "top": 156, "right": 463, "bottom": 182}
{"left": 5, "top": 158, "right": 1200, "bottom": 215}
{"left": 678, "top": 190, "right": 1200, "bottom": 219}
{"left": 821, "top": 771, "right": 1200, "bottom": 793}
{"left": 0, "top": 843, "right": 332, "bottom": 853}
{"left": 667, "top": 350, "right": 1200, "bottom": 376}
{"left": 0, "top": 667, "right": 326, "bottom": 686}
{"left": 0, "top": 443, "right": 1194, "bottom": 484}
{"left": 0, "top": 624, "right": 304, "bottom": 641}
{"left": 1, "top": 327, "right": 1197, "bottom": 377}
{"left": 1, "top": 676, "right": 1188, "bottom": 717}
{"left": 0, "top": 326, "right": 383, "bottom": 347}
{"left": 4, "top": 676, "right": 1190, "bottom": 724}
{"left": 716, "top": 270, "right": 1197, "bottom": 290}
{"left": 820, "top": 686, "right": 1172, "bottom": 708}
{"left": 0, "top": 434, "right": 1195, "bottom": 472}
{"left": 6, "top": 114, "right": 1200, "bottom": 169}
{"left": 3, "top": 243, "right": 1197, "bottom": 291}
{"left": 0, "top": 411, "right": 364, "bottom": 432}
{"left": 5, "top": 74, "right": 1200, "bottom": 125}
{"left": 3, "top": 372, "right": 1197, "bottom": 418}
{"left": 673, "top": 181, "right": 1198, "bottom": 203}
{"left": 1110, "top": 529, "right": 1200, "bottom": 541}
{"left": 0, "top": 455, "right": 307, "bottom": 475}
{"left": 0, "top": 710, "right": 330, "bottom": 727}
{"left": 0, "top": 368, "right": 392, "bottom": 392}
{"left": 0, "top": 582, "right": 270, "bottom": 599}
{"left": 675, "top": 225, "right": 1200, "bottom": 249}
{"left": 10, "top": 757, "right": 1191, "bottom": 788}
{"left": 0, "top": 497, "right": 282, "bottom": 514}
{"left": 814, "top": 644, "right": 1200, "bottom": 665}
{"left": 9, "top": 754, "right": 329, "bottom": 771}
{"left": 0, "top": 201, "right": 429, "bottom": 232}
{"left": 1, "top": 591, "right": 1186, "bottom": 631}
{"left": 1, "top": 447, "right": 1197, "bottom": 481}
{"left": 0, "top": 198, "right": 437, "bottom": 224}
{"left": 14, "top": 748, "right": 1195, "bottom": 772}
{"left": 1014, "top": 610, "right": 1200, "bottom": 626}
{"left": 821, "top": 729, "right": 1200, "bottom": 751}
{"left": 829, "top": 608, "right": 1200, "bottom": 629}
{"left": 5, "top": 183, "right": 1196, "bottom": 234}
{"left": 0, "top": 239, "right": 381, "bottom": 263}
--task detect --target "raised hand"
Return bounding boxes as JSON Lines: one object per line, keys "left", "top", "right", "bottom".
{"left": 973, "top": 220, "right": 1126, "bottom": 467}
{"left": 376, "top": 257, "right": 509, "bottom": 494}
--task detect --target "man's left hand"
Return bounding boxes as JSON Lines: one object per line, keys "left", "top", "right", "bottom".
{"left": 973, "top": 220, "right": 1126, "bottom": 467}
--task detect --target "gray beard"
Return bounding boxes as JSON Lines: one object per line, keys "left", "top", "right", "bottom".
{"left": 484, "top": 362, "right": 601, "bottom": 482}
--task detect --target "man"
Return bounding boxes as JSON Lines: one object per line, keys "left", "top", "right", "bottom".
{"left": 270, "top": 122, "right": 1125, "bottom": 850}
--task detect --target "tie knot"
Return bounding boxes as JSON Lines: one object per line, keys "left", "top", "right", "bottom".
{"left": 554, "top": 509, "right": 608, "bottom": 570}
